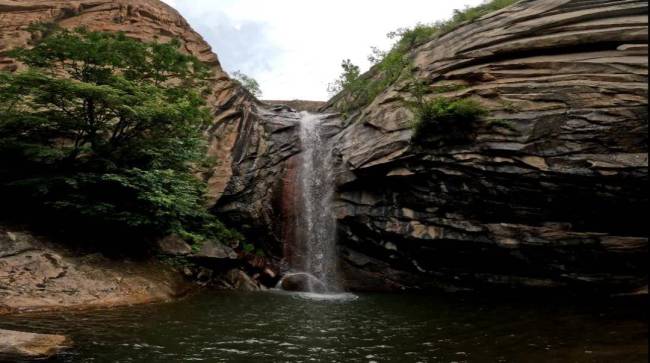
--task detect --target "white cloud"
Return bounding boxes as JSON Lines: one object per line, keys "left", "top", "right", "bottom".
{"left": 161, "top": 0, "right": 485, "bottom": 100}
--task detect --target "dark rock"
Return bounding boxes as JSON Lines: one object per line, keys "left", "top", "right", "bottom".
{"left": 225, "top": 269, "right": 262, "bottom": 291}
{"left": 278, "top": 273, "right": 328, "bottom": 293}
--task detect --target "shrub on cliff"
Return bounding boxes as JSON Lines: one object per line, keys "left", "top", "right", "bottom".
{"left": 410, "top": 97, "right": 487, "bottom": 144}
{"left": 231, "top": 70, "right": 262, "bottom": 97}
{"left": 0, "top": 26, "right": 241, "bottom": 247}
{"left": 328, "top": 0, "right": 518, "bottom": 113}
{"left": 407, "top": 80, "right": 487, "bottom": 144}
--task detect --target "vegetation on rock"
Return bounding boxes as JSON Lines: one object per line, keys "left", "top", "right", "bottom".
{"left": 409, "top": 97, "right": 487, "bottom": 144}
{"left": 0, "top": 26, "right": 241, "bottom": 247}
{"left": 405, "top": 78, "right": 486, "bottom": 144}
{"left": 231, "top": 70, "right": 262, "bottom": 98}
{"left": 328, "top": 0, "right": 518, "bottom": 113}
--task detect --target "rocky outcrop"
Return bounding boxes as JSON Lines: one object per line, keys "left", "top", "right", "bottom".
{"left": 0, "top": 0, "right": 291, "bottom": 249}
{"left": 0, "top": 329, "right": 70, "bottom": 360}
{"left": 263, "top": 100, "right": 327, "bottom": 112}
{"left": 1, "top": 0, "right": 646, "bottom": 296}
{"left": 213, "top": 105, "right": 301, "bottom": 257}
{"left": 0, "top": 228, "right": 189, "bottom": 314}
{"left": 325, "top": 0, "right": 648, "bottom": 293}
{"left": 0, "top": 0, "right": 295, "bottom": 279}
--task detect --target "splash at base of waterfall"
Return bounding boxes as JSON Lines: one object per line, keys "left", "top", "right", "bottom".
{"left": 275, "top": 271, "right": 357, "bottom": 301}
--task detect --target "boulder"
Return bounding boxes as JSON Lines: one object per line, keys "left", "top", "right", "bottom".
{"left": 0, "top": 329, "right": 71, "bottom": 359}
{"left": 0, "top": 228, "right": 188, "bottom": 314}
{"left": 225, "top": 269, "right": 262, "bottom": 291}
{"left": 278, "top": 273, "right": 328, "bottom": 293}
{"left": 157, "top": 235, "right": 192, "bottom": 256}
{"left": 193, "top": 240, "right": 238, "bottom": 260}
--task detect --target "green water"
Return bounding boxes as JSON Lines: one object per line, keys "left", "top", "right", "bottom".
{"left": 1, "top": 291, "right": 647, "bottom": 363}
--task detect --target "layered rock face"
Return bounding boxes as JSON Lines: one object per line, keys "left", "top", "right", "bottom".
{"left": 1, "top": 0, "right": 647, "bottom": 296}
{"left": 327, "top": 0, "right": 648, "bottom": 293}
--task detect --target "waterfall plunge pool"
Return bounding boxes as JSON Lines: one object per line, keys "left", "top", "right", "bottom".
{"left": 1, "top": 291, "right": 646, "bottom": 362}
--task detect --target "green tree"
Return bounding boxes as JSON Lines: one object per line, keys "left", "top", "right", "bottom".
{"left": 0, "top": 26, "right": 241, "bottom": 247}
{"left": 231, "top": 70, "right": 262, "bottom": 97}
{"left": 327, "top": 59, "right": 361, "bottom": 96}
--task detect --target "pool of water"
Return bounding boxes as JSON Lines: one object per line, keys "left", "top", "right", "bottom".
{"left": 1, "top": 290, "right": 647, "bottom": 362}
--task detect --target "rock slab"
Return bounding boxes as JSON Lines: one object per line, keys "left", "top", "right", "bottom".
{"left": 0, "top": 329, "right": 70, "bottom": 359}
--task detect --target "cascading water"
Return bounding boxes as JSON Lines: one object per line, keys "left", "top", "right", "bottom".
{"left": 278, "top": 111, "right": 342, "bottom": 294}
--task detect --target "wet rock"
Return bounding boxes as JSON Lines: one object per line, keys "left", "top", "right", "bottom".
{"left": 0, "top": 329, "right": 71, "bottom": 359}
{"left": 196, "top": 267, "right": 214, "bottom": 284}
{"left": 225, "top": 269, "right": 262, "bottom": 291}
{"left": 278, "top": 273, "right": 328, "bottom": 293}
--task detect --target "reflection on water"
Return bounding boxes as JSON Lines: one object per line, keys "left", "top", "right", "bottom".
{"left": 1, "top": 291, "right": 646, "bottom": 363}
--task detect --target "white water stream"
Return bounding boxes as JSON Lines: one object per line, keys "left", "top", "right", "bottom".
{"left": 295, "top": 111, "right": 340, "bottom": 292}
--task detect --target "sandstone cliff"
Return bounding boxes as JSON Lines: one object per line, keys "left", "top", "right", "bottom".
{"left": 0, "top": 0, "right": 292, "bottom": 309}
{"left": 325, "top": 0, "right": 648, "bottom": 293}
{"left": 0, "top": 0, "right": 295, "bottom": 261}
{"left": 0, "top": 0, "right": 647, "bottom": 297}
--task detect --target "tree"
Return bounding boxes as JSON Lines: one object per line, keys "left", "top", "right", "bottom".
{"left": 0, "top": 25, "right": 241, "bottom": 247}
{"left": 327, "top": 59, "right": 361, "bottom": 96}
{"left": 231, "top": 70, "right": 262, "bottom": 97}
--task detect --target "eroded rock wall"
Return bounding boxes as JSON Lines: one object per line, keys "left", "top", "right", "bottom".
{"left": 327, "top": 0, "right": 648, "bottom": 293}
{"left": 0, "top": 0, "right": 298, "bottom": 306}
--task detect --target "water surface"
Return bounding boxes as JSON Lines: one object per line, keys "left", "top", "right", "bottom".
{"left": 1, "top": 291, "right": 646, "bottom": 362}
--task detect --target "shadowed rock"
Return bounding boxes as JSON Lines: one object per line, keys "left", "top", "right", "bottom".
{"left": 278, "top": 272, "right": 328, "bottom": 293}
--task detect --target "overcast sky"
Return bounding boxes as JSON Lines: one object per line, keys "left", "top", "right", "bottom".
{"left": 161, "top": 0, "right": 485, "bottom": 100}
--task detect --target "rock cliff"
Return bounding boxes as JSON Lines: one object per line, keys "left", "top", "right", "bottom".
{"left": 0, "top": 0, "right": 647, "bottom": 296}
{"left": 0, "top": 0, "right": 295, "bottom": 263}
{"left": 0, "top": 0, "right": 293, "bottom": 310}
{"left": 326, "top": 0, "right": 648, "bottom": 293}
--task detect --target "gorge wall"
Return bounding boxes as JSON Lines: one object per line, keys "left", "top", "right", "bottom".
{"left": 0, "top": 0, "right": 297, "bottom": 311}
{"left": 326, "top": 0, "right": 648, "bottom": 293}
{"left": 0, "top": 0, "right": 295, "bottom": 259}
{"left": 0, "top": 0, "right": 647, "bottom": 297}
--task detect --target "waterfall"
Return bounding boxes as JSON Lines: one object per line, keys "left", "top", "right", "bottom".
{"left": 283, "top": 111, "right": 340, "bottom": 293}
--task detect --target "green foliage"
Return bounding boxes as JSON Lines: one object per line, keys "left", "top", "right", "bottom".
{"left": 486, "top": 118, "right": 517, "bottom": 132}
{"left": 327, "top": 59, "right": 361, "bottom": 96}
{"left": 0, "top": 26, "right": 241, "bottom": 246}
{"left": 159, "top": 255, "right": 196, "bottom": 269}
{"left": 432, "top": 83, "right": 469, "bottom": 94}
{"left": 438, "top": 0, "right": 518, "bottom": 35}
{"left": 328, "top": 0, "right": 518, "bottom": 113}
{"left": 232, "top": 71, "right": 262, "bottom": 97}
{"left": 406, "top": 80, "right": 487, "bottom": 144}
